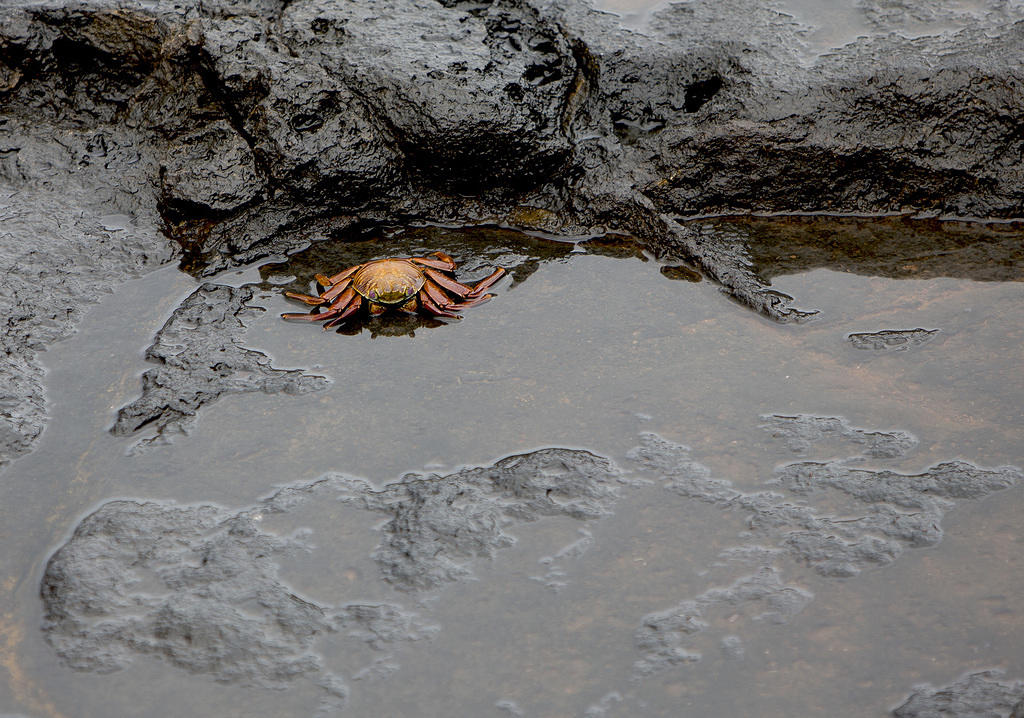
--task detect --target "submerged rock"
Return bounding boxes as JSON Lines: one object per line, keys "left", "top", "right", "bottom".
{"left": 111, "top": 283, "right": 329, "bottom": 450}
{"left": 349, "top": 447, "right": 626, "bottom": 591}
{"left": 893, "top": 670, "right": 1024, "bottom": 718}
{"left": 759, "top": 413, "right": 919, "bottom": 458}
{"left": 41, "top": 498, "right": 433, "bottom": 711}
{"left": 625, "top": 416, "right": 1022, "bottom": 677}
{"left": 41, "top": 446, "right": 626, "bottom": 704}
{"left": 847, "top": 328, "right": 941, "bottom": 352}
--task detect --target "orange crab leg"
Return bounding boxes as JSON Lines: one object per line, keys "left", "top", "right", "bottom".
{"left": 325, "top": 263, "right": 363, "bottom": 286}
{"left": 319, "top": 277, "right": 353, "bottom": 304}
{"left": 283, "top": 285, "right": 359, "bottom": 322}
{"left": 453, "top": 293, "right": 493, "bottom": 308}
{"left": 466, "top": 267, "right": 506, "bottom": 298}
{"left": 421, "top": 277, "right": 455, "bottom": 308}
{"left": 283, "top": 273, "right": 356, "bottom": 307}
{"left": 325, "top": 285, "right": 358, "bottom": 310}
{"left": 421, "top": 267, "right": 474, "bottom": 298}
{"left": 410, "top": 252, "right": 457, "bottom": 271}
{"left": 284, "top": 290, "right": 328, "bottom": 306}
{"left": 323, "top": 295, "right": 364, "bottom": 329}
{"left": 420, "top": 291, "right": 460, "bottom": 318}
{"left": 282, "top": 307, "right": 341, "bottom": 321}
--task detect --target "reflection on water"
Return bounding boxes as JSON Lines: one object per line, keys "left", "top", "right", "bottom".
{"left": 0, "top": 219, "right": 1021, "bottom": 717}
{"left": 722, "top": 214, "right": 1024, "bottom": 283}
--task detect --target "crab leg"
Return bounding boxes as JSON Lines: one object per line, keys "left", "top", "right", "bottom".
{"left": 410, "top": 252, "right": 457, "bottom": 271}
{"left": 283, "top": 273, "right": 356, "bottom": 306}
{"left": 282, "top": 307, "right": 341, "bottom": 321}
{"left": 420, "top": 291, "right": 461, "bottom": 318}
{"left": 324, "top": 263, "right": 363, "bottom": 286}
{"left": 421, "top": 277, "right": 456, "bottom": 308}
{"left": 421, "top": 267, "right": 474, "bottom": 298}
{"left": 466, "top": 267, "right": 506, "bottom": 298}
{"left": 324, "top": 285, "right": 358, "bottom": 310}
{"left": 283, "top": 284, "right": 358, "bottom": 322}
{"left": 284, "top": 290, "right": 328, "bottom": 306}
{"left": 323, "top": 295, "right": 364, "bottom": 329}
{"left": 452, "top": 293, "right": 493, "bottom": 308}
{"left": 319, "top": 277, "right": 353, "bottom": 304}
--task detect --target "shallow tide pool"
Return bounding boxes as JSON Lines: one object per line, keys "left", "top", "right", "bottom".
{"left": 0, "top": 221, "right": 1021, "bottom": 717}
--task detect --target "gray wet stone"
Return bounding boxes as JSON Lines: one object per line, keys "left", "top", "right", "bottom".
{"left": 159, "top": 120, "right": 262, "bottom": 214}
{"left": 893, "top": 670, "right": 1024, "bottom": 718}
{"left": 0, "top": 132, "right": 174, "bottom": 472}
{"left": 41, "top": 497, "right": 435, "bottom": 711}
{"left": 656, "top": 220, "right": 822, "bottom": 323}
{"left": 41, "top": 446, "right": 624, "bottom": 703}
{"left": 338, "top": 448, "right": 627, "bottom": 591}
{"left": 847, "top": 328, "right": 941, "bottom": 352}
{"left": 276, "top": 0, "right": 579, "bottom": 189}
{"left": 625, "top": 418, "right": 1022, "bottom": 675}
{"left": 111, "top": 283, "right": 329, "bottom": 450}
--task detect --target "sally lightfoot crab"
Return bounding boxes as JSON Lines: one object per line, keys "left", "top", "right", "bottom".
{"left": 282, "top": 252, "right": 506, "bottom": 329}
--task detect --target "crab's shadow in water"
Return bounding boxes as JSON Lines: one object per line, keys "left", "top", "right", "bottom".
{"left": 333, "top": 312, "right": 447, "bottom": 338}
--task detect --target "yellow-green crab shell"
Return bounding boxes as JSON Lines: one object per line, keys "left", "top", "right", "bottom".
{"left": 351, "top": 259, "right": 425, "bottom": 311}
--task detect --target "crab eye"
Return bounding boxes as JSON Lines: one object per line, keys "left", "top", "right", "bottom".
{"left": 369, "top": 290, "right": 378, "bottom": 300}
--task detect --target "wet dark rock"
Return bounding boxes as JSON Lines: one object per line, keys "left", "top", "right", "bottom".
{"left": 626, "top": 417, "right": 1022, "bottom": 674}
{"left": 847, "top": 328, "right": 941, "bottom": 352}
{"left": 653, "top": 220, "right": 821, "bottom": 322}
{"left": 200, "top": 13, "right": 402, "bottom": 205}
{"left": 159, "top": 119, "right": 262, "bottom": 214}
{"left": 111, "top": 283, "right": 329, "bottom": 450}
{"left": 893, "top": 670, "right": 1024, "bottom": 718}
{"left": 275, "top": 0, "right": 579, "bottom": 189}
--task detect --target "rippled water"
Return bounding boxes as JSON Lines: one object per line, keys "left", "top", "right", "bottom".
{"left": 0, "top": 220, "right": 1021, "bottom": 717}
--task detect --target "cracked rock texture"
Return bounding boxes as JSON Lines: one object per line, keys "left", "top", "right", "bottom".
{"left": 346, "top": 447, "right": 627, "bottom": 591}
{"left": 2, "top": 0, "right": 1023, "bottom": 466}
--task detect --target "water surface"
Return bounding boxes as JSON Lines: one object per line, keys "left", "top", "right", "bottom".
{"left": 0, "top": 220, "right": 1021, "bottom": 717}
